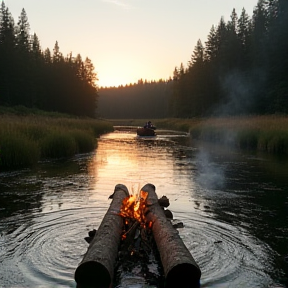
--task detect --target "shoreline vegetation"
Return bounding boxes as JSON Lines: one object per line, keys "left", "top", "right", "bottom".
{"left": 1, "top": 107, "right": 287, "bottom": 170}
{"left": 0, "top": 106, "right": 114, "bottom": 170}
{"left": 110, "top": 116, "right": 288, "bottom": 155}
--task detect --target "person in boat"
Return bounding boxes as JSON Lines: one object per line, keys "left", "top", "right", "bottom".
{"left": 144, "top": 121, "right": 155, "bottom": 129}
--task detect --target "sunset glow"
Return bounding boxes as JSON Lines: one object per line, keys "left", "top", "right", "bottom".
{"left": 7, "top": 0, "right": 258, "bottom": 87}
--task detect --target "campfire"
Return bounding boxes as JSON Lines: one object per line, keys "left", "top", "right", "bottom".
{"left": 116, "top": 189, "right": 163, "bottom": 286}
{"left": 119, "top": 190, "right": 149, "bottom": 227}
{"left": 74, "top": 183, "right": 201, "bottom": 288}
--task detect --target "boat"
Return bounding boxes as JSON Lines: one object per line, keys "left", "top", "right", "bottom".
{"left": 136, "top": 127, "right": 156, "bottom": 136}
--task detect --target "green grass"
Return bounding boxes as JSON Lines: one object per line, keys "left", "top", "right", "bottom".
{"left": 157, "top": 116, "right": 288, "bottom": 155}
{"left": 1, "top": 112, "right": 287, "bottom": 170}
{"left": 0, "top": 130, "right": 40, "bottom": 169}
{"left": 0, "top": 110, "right": 114, "bottom": 170}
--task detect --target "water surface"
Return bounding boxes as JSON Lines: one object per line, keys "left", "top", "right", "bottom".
{"left": 0, "top": 128, "right": 288, "bottom": 287}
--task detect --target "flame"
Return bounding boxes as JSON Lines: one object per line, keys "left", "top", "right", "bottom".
{"left": 120, "top": 190, "right": 148, "bottom": 226}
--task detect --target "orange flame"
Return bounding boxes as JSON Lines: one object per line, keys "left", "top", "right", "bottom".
{"left": 120, "top": 190, "right": 148, "bottom": 226}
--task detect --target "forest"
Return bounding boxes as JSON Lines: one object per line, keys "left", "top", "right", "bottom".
{"left": 1, "top": 0, "right": 287, "bottom": 119}
{"left": 0, "top": 2, "right": 98, "bottom": 117}
{"left": 98, "top": 0, "right": 288, "bottom": 119}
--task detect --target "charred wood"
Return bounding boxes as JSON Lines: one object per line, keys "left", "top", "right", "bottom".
{"left": 75, "top": 184, "right": 129, "bottom": 288}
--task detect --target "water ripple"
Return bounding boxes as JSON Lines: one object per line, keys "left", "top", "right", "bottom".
{"left": 174, "top": 211, "right": 278, "bottom": 287}
{"left": 0, "top": 208, "right": 104, "bottom": 288}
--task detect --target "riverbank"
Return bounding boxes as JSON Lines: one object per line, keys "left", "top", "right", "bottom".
{"left": 109, "top": 116, "right": 288, "bottom": 155}
{"left": 2, "top": 112, "right": 288, "bottom": 170}
{"left": 0, "top": 108, "right": 114, "bottom": 170}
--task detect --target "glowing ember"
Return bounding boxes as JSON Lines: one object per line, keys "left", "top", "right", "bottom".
{"left": 119, "top": 190, "right": 148, "bottom": 226}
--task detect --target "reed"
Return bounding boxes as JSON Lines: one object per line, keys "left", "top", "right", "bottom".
{"left": 40, "top": 130, "right": 77, "bottom": 159}
{"left": 70, "top": 129, "right": 97, "bottom": 153}
{"left": 0, "top": 130, "right": 40, "bottom": 169}
{"left": 0, "top": 113, "right": 113, "bottom": 170}
{"left": 156, "top": 116, "right": 288, "bottom": 155}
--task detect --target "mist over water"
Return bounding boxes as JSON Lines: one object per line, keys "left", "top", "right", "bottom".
{"left": 194, "top": 66, "right": 267, "bottom": 194}
{"left": 195, "top": 148, "right": 225, "bottom": 190}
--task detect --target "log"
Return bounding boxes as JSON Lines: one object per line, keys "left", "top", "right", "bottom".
{"left": 142, "top": 183, "right": 201, "bottom": 288}
{"left": 74, "top": 184, "right": 129, "bottom": 288}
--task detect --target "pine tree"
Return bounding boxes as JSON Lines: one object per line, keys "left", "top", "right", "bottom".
{"left": 15, "top": 8, "right": 30, "bottom": 51}
{"left": 0, "top": 2, "right": 16, "bottom": 105}
{"left": 250, "top": 0, "right": 269, "bottom": 66}
{"left": 237, "top": 8, "right": 251, "bottom": 50}
{"left": 52, "top": 41, "right": 63, "bottom": 63}
{"left": 204, "top": 25, "right": 217, "bottom": 62}
{"left": 84, "top": 57, "right": 98, "bottom": 87}
{"left": 189, "top": 39, "right": 204, "bottom": 68}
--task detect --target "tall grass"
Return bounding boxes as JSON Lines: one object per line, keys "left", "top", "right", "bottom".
{"left": 0, "top": 129, "right": 39, "bottom": 169}
{"left": 0, "top": 114, "right": 113, "bottom": 170}
{"left": 106, "top": 116, "right": 288, "bottom": 155}
{"left": 156, "top": 116, "right": 288, "bottom": 155}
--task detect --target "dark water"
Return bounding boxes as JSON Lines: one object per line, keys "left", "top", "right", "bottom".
{"left": 0, "top": 128, "right": 288, "bottom": 288}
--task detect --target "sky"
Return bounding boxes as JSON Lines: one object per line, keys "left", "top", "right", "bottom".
{"left": 5, "top": 0, "right": 259, "bottom": 87}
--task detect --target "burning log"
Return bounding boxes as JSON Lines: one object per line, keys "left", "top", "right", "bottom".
{"left": 74, "top": 184, "right": 129, "bottom": 288}
{"left": 142, "top": 183, "right": 201, "bottom": 288}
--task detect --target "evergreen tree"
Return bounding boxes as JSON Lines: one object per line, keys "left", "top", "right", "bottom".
{"left": 250, "top": 0, "right": 269, "bottom": 66}
{"left": 43, "top": 48, "right": 52, "bottom": 64}
{"left": 15, "top": 8, "right": 30, "bottom": 51}
{"left": 266, "top": 0, "right": 288, "bottom": 113}
{"left": 189, "top": 39, "right": 204, "bottom": 68}
{"left": 204, "top": 25, "right": 217, "bottom": 62}
{"left": 237, "top": 8, "right": 252, "bottom": 68}
{"left": 52, "top": 41, "right": 63, "bottom": 63}
{"left": 0, "top": 2, "right": 16, "bottom": 105}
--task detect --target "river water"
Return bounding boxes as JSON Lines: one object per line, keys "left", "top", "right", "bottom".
{"left": 0, "top": 128, "right": 288, "bottom": 288}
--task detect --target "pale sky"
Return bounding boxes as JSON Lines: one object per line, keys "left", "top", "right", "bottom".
{"left": 5, "top": 0, "right": 258, "bottom": 87}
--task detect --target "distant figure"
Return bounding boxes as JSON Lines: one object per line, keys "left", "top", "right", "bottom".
{"left": 144, "top": 121, "right": 155, "bottom": 129}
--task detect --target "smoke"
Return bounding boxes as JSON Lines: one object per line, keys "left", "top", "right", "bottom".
{"left": 194, "top": 69, "right": 266, "bottom": 190}
{"left": 214, "top": 68, "right": 267, "bottom": 117}
{"left": 195, "top": 66, "right": 267, "bottom": 191}
{"left": 195, "top": 148, "right": 225, "bottom": 190}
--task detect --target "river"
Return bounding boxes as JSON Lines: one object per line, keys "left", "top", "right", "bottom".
{"left": 0, "top": 128, "right": 288, "bottom": 288}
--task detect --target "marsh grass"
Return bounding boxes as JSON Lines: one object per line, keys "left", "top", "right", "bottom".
{"left": 108, "top": 116, "right": 288, "bottom": 155}
{"left": 0, "top": 113, "right": 113, "bottom": 170}
{"left": 109, "top": 116, "right": 287, "bottom": 154}
{"left": 40, "top": 131, "right": 77, "bottom": 159}
{"left": 156, "top": 116, "right": 288, "bottom": 154}
{"left": 0, "top": 130, "right": 39, "bottom": 169}
{"left": 70, "top": 129, "right": 97, "bottom": 153}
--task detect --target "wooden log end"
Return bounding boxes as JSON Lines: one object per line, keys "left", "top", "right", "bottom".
{"left": 75, "top": 261, "right": 111, "bottom": 288}
{"left": 166, "top": 263, "right": 201, "bottom": 288}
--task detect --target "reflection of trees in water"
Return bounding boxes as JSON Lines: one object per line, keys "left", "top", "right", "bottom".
{"left": 0, "top": 155, "right": 93, "bottom": 218}
{"left": 0, "top": 173, "right": 44, "bottom": 218}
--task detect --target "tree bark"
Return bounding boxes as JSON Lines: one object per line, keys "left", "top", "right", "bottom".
{"left": 142, "top": 183, "right": 201, "bottom": 288}
{"left": 74, "top": 184, "right": 129, "bottom": 288}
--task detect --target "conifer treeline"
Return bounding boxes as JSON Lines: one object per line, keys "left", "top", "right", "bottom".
{"left": 1, "top": 1, "right": 287, "bottom": 119}
{"left": 0, "top": 2, "right": 98, "bottom": 117}
{"left": 98, "top": 79, "right": 172, "bottom": 119}
{"left": 98, "top": 0, "right": 288, "bottom": 119}
{"left": 170, "top": 0, "right": 288, "bottom": 117}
